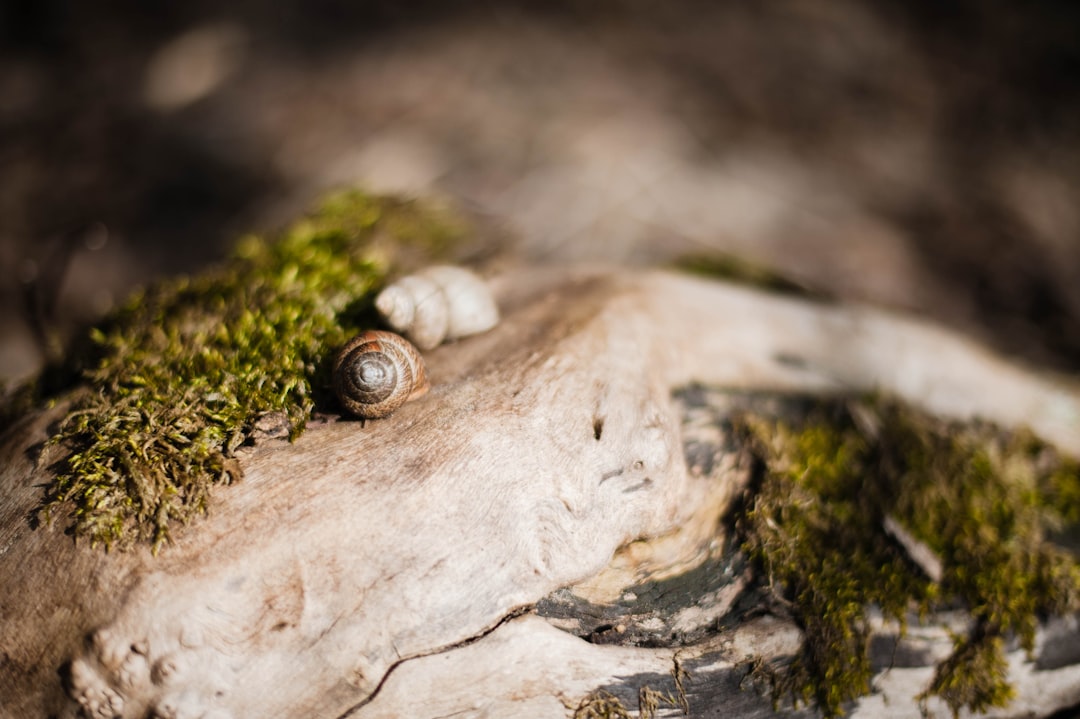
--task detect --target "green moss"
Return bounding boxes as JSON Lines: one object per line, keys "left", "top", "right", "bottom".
{"left": 674, "top": 253, "right": 825, "bottom": 299}
{"left": 922, "top": 630, "right": 1013, "bottom": 715}
{"left": 34, "top": 190, "right": 472, "bottom": 551}
{"left": 736, "top": 396, "right": 1080, "bottom": 718}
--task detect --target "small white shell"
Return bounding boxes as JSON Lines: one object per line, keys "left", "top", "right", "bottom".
{"left": 375, "top": 265, "right": 499, "bottom": 350}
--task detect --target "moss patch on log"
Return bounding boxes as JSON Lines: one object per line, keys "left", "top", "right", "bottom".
{"left": 32, "top": 190, "right": 473, "bottom": 551}
{"left": 736, "top": 395, "right": 1080, "bottom": 718}
{"left": 674, "top": 253, "right": 826, "bottom": 300}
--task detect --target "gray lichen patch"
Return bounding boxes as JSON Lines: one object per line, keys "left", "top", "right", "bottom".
{"left": 31, "top": 190, "right": 476, "bottom": 551}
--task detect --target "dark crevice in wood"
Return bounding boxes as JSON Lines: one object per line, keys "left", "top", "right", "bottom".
{"left": 337, "top": 604, "right": 537, "bottom": 719}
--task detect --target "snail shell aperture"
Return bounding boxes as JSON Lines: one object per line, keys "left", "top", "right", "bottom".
{"left": 375, "top": 265, "right": 499, "bottom": 350}
{"left": 333, "top": 330, "right": 430, "bottom": 419}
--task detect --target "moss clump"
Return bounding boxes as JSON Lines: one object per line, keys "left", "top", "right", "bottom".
{"left": 737, "top": 396, "right": 1080, "bottom": 718}
{"left": 36, "top": 190, "right": 473, "bottom": 551}
{"left": 922, "top": 629, "right": 1013, "bottom": 715}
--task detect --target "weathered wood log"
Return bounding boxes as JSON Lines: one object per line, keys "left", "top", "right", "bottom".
{"left": 355, "top": 612, "right": 1080, "bottom": 719}
{"left": 2, "top": 266, "right": 1079, "bottom": 718}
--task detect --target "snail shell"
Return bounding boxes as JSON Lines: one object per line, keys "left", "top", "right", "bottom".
{"left": 333, "top": 330, "right": 430, "bottom": 419}
{"left": 375, "top": 265, "right": 499, "bottom": 350}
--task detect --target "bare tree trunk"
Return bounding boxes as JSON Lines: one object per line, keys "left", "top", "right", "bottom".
{"left": 2, "top": 266, "right": 1079, "bottom": 718}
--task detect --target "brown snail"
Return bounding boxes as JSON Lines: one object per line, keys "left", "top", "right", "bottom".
{"left": 332, "top": 330, "right": 430, "bottom": 419}
{"left": 375, "top": 265, "right": 499, "bottom": 351}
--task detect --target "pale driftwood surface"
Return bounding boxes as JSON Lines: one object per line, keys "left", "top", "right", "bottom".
{"left": 2, "top": 267, "right": 1080, "bottom": 719}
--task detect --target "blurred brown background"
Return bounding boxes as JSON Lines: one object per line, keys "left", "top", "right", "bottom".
{"left": 2, "top": 0, "right": 1078, "bottom": 383}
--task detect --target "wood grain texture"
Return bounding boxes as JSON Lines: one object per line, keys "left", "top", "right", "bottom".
{"left": 1, "top": 267, "right": 1078, "bottom": 718}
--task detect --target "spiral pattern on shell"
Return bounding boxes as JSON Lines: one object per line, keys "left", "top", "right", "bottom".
{"left": 332, "top": 330, "right": 430, "bottom": 419}
{"left": 375, "top": 265, "right": 499, "bottom": 350}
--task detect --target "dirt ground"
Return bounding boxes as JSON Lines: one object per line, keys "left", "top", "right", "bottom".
{"left": 1, "top": 0, "right": 1078, "bottom": 383}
